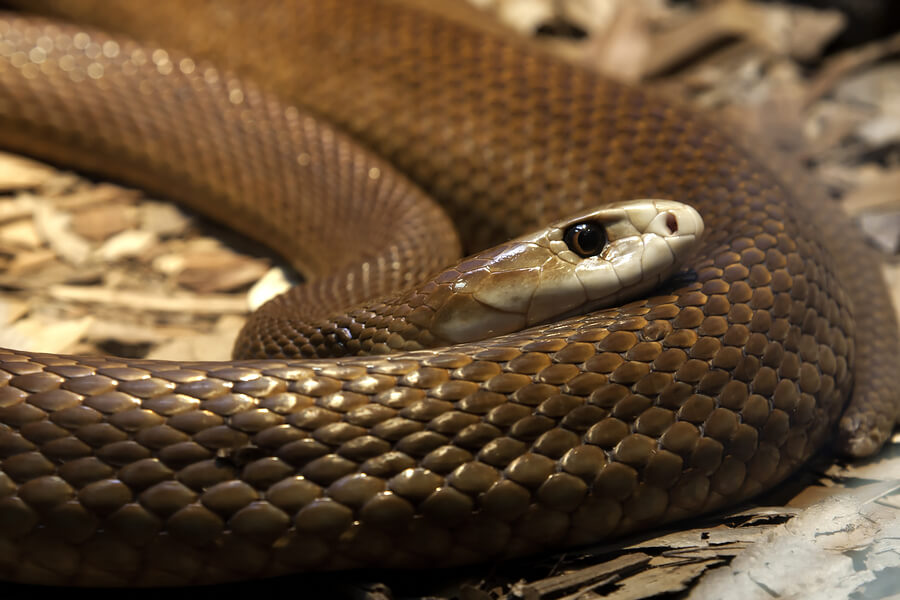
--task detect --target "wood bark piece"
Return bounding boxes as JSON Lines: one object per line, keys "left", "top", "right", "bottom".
{"left": 688, "top": 480, "right": 900, "bottom": 600}
{"left": 47, "top": 285, "right": 249, "bottom": 314}
{"left": 0, "top": 152, "right": 56, "bottom": 191}
{"left": 70, "top": 202, "right": 139, "bottom": 242}
{"left": 510, "top": 553, "right": 651, "bottom": 600}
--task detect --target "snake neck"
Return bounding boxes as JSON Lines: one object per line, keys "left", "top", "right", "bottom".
{"left": 233, "top": 278, "right": 447, "bottom": 359}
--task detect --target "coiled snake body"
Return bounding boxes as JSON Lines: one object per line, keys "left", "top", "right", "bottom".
{"left": 0, "top": 0, "right": 897, "bottom": 586}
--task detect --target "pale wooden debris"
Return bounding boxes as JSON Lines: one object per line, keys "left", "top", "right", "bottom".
{"left": 625, "top": 520, "right": 799, "bottom": 551}
{"left": 604, "top": 559, "right": 721, "bottom": 600}
{"left": 139, "top": 200, "right": 193, "bottom": 237}
{"left": 5, "top": 248, "right": 57, "bottom": 276}
{"left": 0, "top": 152, "right": 57, "bottom": 191}
{"left": 496, "top": 0, "right": 554, "bottom": 33}
{"left": 511, "top": 553, "right": 652, "bottom": 600}
{"left": 70, "top": 202, "right": 140, "bottom": 241}
{"left": 145, "top": 315, "right": 246, "bottom": 361}
{"left": 803, "top": 100, "right": 874, "bottom": 159}
{"left": 174, "top": 249, "right": 270, "bottom": 293}
{"left": 48, "top": 183, "right": 139, "bottom": 210}
{"left": 523, "top": 0, "right": 845, "bottom": 82}
{"left": 0, "top": 218, "right": 43, "bottom": 250}
{"left": 47, "top": 285, "right": 249, "bottom": 314}
{"left": 688, "top": 481, "right": 900, "bottom": 600}
{"left": 806, "top": 30, "right": 900, "bottom": 105}
{"left": 0, "top": 194, "right": 35, "bottom": 225}
{"left": 859, "top": 212, "right": 900, "bottom": 254}
{"left": 0, "top": 261, "right": 103, "bottom": 289}
{"left": 0, "top": 297, "right": 28, "bottom": 326}
{"left": 9, "top": 315, "right": 94, "bottom": 354}
{"left": 95, "top": 229, "right": 159, "bottom": 262}
{"left": 31, "top": 199, "right": 91, "bottom": 265}
{"left": 560, "top": 0, "right": 659, "bottom": 35}
{"left": 248, "top": 265, "right": 296, "bottom": 310}
{"left": 84, "top": 319, "right": 197, "bottom": 346}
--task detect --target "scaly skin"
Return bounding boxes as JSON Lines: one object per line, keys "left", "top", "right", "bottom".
{"left": 238, "top": 201, "right": 704, "bottom": 356}
{"left": 0, "top": 0, "right": 896, "bottom": 587}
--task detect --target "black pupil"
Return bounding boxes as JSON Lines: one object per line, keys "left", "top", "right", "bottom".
{"left": 564, "top": 222, "right": 606, "bottom": 257}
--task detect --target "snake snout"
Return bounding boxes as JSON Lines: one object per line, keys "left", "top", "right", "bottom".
{"left": 645, "top": 200, "right": 704, "bottom": 259}
{"left": 641, "top": 199, "right": 703, "bottom": 238}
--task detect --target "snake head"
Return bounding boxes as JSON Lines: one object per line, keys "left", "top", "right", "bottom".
{"left": 423, "top": 199, "right": 704, "bottom": 344}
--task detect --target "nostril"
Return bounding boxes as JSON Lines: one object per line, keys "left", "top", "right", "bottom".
{"left": 665, "top": 212, "right": 678, "bottom": 233}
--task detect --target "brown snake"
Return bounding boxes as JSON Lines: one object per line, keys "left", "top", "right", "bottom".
{"left": 0, "top": 0, "right": 897, "bottom": 587}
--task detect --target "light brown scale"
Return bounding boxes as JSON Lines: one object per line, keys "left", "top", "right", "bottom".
{"left": 0, "top": 0, "right": 894, "bottom": 586}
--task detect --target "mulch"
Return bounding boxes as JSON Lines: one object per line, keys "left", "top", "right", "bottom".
{"left": 0, "top": 1, "right": 897, "bottom": 598}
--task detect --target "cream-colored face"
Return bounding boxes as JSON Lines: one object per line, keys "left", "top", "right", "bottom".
{"left": 430, "top": 200, "right": 704, "bottom": 344}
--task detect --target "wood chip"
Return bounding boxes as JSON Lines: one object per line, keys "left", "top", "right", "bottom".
{"left": 858, "top": 210, "right": 900, "bottom": 253}
{"left": 559, "top": 0, "right": 844, "bottom": 81}
{"left": 605, "top": 558, "right": 722, "bottom": 600}
{"left": 85, "top": 319, "right": 195, "bottom": 345}
{"left": 0, "top": 152, "right": 57, "bottom": 191}
{"left": 248, "top": 265, "right": 296, "bottom": 310}
{"left": 49, "top": 183, "right": 139, "bottom": 210}
{"left": 47, "top": 284, "right": 249, "bottom": 314}
{"left": 96, "top": 230, "right": 158, "bottom": 262}
{"left": 31, "top": 199, "right": 91, "bottom": 265}
{"left": 139, "top": 201, "right": 193, "bottom": 237}
{"left": 626, "top": 523, "right": 790, "bottom": 551}
{"left": 0, "top": 195, "right": 35, "bottom": 224}
{"left": 5, "top": 248, "right": 57, "bottom": 276}
{"left": 0, "top": 297, "right": 28, "bottom": 325}
{"left": 803, "top": 100, "right": 874, "bottom": 159}
{"left": 70, "top": 202, "right": 139, "bottom": 241}
{"left": 511, "top": 553, "right": 652, "bottom": 600}
{"left": 145, "top": 314, "right": 246, "bottom": 361}
{"left": 9, "top": 315, "right": 94, "bottom": 354}
{"left": 0, "top": 218, "right": 43, "bottom": 250}
{"left": 496, "top": 0, "right": 555, "bottom": 33}
{"left": 688, "top": 482, "right": 900, "bottom": 600}
{"left": 806, "top": 30, "right": 900, "bottom": 105}
{"left": 173, "top": 249, "right": 271, "bottom": 293}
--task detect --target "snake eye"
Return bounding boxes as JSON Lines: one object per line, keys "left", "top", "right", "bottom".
{"left": 563, "top": 221, "right": 607, "bottom": 258}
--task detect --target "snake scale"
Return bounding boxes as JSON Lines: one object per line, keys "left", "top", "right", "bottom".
{"left": 0, "top": 0, "right": 897, "bottom": 587}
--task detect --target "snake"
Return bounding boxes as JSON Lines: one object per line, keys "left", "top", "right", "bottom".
{"left": 0, "top": 0, "right": 897, "bottom": 588}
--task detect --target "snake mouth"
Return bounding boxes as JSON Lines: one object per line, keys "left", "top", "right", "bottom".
{"left": 530, "top": 266, "right": 687, "bottom": 329}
